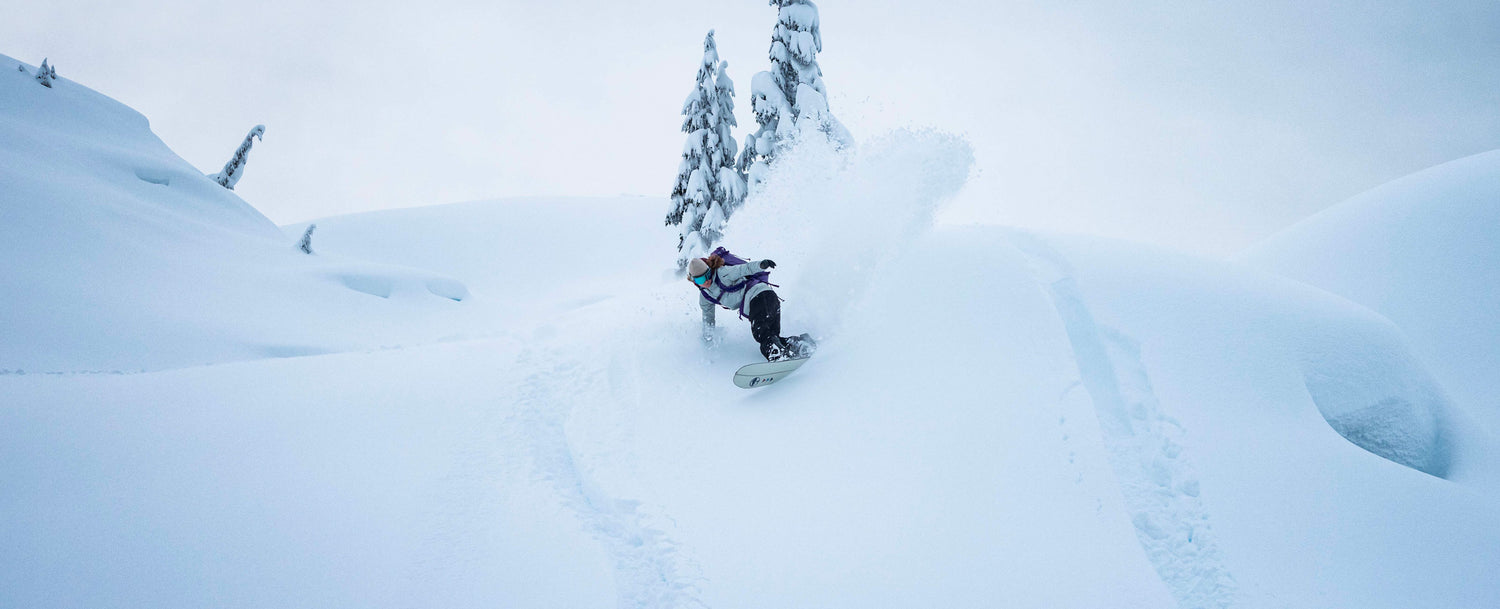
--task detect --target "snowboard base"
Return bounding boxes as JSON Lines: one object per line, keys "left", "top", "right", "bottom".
{"left": 734, "top": 356, "right": 810, "bottom": 389}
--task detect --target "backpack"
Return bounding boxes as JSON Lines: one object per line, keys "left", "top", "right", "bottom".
{"left": 700, "top": 246, "right": 777, "bottom": 318}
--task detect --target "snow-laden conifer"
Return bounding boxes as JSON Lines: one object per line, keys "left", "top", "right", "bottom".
{"left": 666, "top": 31, "right": 746, "bottom": 271}
{"left": 742, "top": 0, "right": 852, "bottom": 188}
{"left": 209, "top": 125, "right": 265, "bottom": 190}
{"left": 34, "top": 58, "right": 57, "bottom": 88}
{"left": 298, "top": 224, "right": 316, "bottom": 255}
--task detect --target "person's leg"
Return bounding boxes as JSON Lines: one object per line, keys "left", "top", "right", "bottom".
{"left": 746, "top": 291, "right": 785, "bottom": 360}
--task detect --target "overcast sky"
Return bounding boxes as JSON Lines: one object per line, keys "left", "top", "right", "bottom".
{"left": 5, "top": 1, "right": 1499, "bottom": 255}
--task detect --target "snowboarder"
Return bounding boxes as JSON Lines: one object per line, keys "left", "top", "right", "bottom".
{"left": 689, "top": 249, "right": 815, "bottom": 362}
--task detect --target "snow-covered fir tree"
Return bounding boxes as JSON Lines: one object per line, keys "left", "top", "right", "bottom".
{"left": 34, "top": 58, "right": 57, "bottom": 88}
{"left": 209, "top": 125, "right": 265, "bottom": 190}
{"left": 666, "top": 30, "right": 746, "bottom": 271}
{"left": 741, "top": 0, "right": 853, "bottom": 188}
{"left": 298, "top": 224, "right": 316, "bottom": 255}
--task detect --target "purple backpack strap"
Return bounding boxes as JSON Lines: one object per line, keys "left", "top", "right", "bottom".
{"left": 699, "top": 287, "right": 725, "bottom": 308}
{"left": 717, "top": 272, "right": 771, "bottom": 293}
{"left": 701, "top": 246, "right": 779, "bottom": 319}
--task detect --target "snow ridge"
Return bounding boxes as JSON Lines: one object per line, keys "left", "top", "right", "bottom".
{"left": 1009, "top": 232, "right": 1240, "bottom": 609}
{"left": 512, "top": 346, "right": 706, "bottom": 609}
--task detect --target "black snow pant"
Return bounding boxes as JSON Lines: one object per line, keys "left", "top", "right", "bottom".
{"left": 746, "top": 290, "right": 788, "bottom": 361}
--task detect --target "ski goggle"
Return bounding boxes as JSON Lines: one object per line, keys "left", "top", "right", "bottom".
{"left": 692, "top": 272, "right": 711, "bottom": 287}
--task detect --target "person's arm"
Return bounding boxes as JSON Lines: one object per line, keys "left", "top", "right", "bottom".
{"left": 699, "top": 291, "right": 716, "bottom": 342}
{"left": 716, "top": 259, "right": 776, "bottom": 285}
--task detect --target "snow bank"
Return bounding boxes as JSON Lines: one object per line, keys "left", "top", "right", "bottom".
{"left": 1007, "top": 231, "right": 1499, "bottom": 607}
{"left": 1034, "top": 232, "right": 1489, "bottom": 481}
{"left": 1242, "top": 149, "right": 1500, "bottom": 438}
{"left": 0, "top": 53, "right": 470, "bottom": 372}
{"left": 0, "top": 56, "right": 276, "bottom": 238}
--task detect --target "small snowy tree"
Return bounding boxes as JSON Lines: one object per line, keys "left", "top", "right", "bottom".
{"left": 742, "top": 0, "right": 852, "bottom": 188}
{"left": 209, "top": 125, "right": 265, "bottom": 190}
{"left": 33, "top": 58, "right": 57, "bottom": 88}
{"left": 298, "top": 224, "right": 316, "bottom": 255}
{"left": 666, "top": 31, "right": 746, "bottom": 271}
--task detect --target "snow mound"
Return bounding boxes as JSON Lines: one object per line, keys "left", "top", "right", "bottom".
{"left": 0, "top": 56, "right": 276, "bottom": 238}
{"left": 1005, "top": 231, "right": 1499, "bottom": 606}
{"left": 0, "top": 53, "right": 469, "bottom": 372}
{"left": 1242, "top": 149, "right": 1500, "bottom": 435}
{"left": 1299, "top": 318, "right": 1455, "bottom": 478}
{"left": 1026, "top": 232, "right": 1481, "bottom": 480}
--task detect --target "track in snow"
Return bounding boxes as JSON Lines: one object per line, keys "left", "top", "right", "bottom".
{"left": 511, "top": 345, "right": 707, "bottom": 609}
{"left": 1009, "top": 232, "right": 1241, "bottom": 609}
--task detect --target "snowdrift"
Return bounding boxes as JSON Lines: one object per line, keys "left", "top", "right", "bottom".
{"left": 1011, "top": 232, "right": 1500, "bottom": 607}
{"left": 0, "top": 54, "right": 470, "bottom": 372}
{"left": 1242, "top": 149, "right": 1500, "bottom": 435}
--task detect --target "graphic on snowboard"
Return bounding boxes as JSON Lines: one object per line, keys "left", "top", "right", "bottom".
{"left": 734, "top": 356, "right": 811, "bottom": 389}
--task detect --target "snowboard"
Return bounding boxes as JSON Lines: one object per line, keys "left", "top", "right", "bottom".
{"left": 734, "top": 356, "right": 811, "bottom": 389}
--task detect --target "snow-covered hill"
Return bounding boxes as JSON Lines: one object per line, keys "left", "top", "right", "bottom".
{"left": 0, "top": 53, "right": 470, "bottom": 372}
{"left": 1242, "top": 149, "right": 1500, "bottom": 436}
{"left": 283, "top": 195, "right": 671, "bottom": 324}
{"left": 3, "top": 56, "right": 1498, "bottom": 609}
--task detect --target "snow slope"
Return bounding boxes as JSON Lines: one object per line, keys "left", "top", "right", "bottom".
{"left": 1242, "top": 149, "right": 1500, "bottom": 435}
{"left": 283, "top": 196, "right": 670, "bottom": 323}
{"left": 9, "top": 206, "right": 1497, "bottom": 607}
{"left": 4, "top": 58, "right": 1498, "bottom": 609}
{"left": 1017, "top": 233, "right": 1500, "bottom": 607}
{"left": 0, "top": 53, "right": 471, "bottom": 372}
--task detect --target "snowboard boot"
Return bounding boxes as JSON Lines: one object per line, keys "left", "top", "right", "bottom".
{"left": 764, "top": 340, "right": 791, "bottom": 362}
{"left": 783, "top": 334, "right": 817, "bottom": 359}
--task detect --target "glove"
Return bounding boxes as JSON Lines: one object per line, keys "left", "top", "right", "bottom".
{"left": 760, "top": 259, "right": 776, "bottom": 270}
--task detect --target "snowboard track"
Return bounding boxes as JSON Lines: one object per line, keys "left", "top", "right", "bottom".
{"left": 512, "top": 346, "right": 707, "bottom": 609}
{"left": 1009, "top": 231, "right": 1241, "bottom": 609}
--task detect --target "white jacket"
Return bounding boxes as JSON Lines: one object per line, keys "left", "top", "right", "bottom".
{"left": 698, "top": 259, "right": 774, "bottom": 324}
